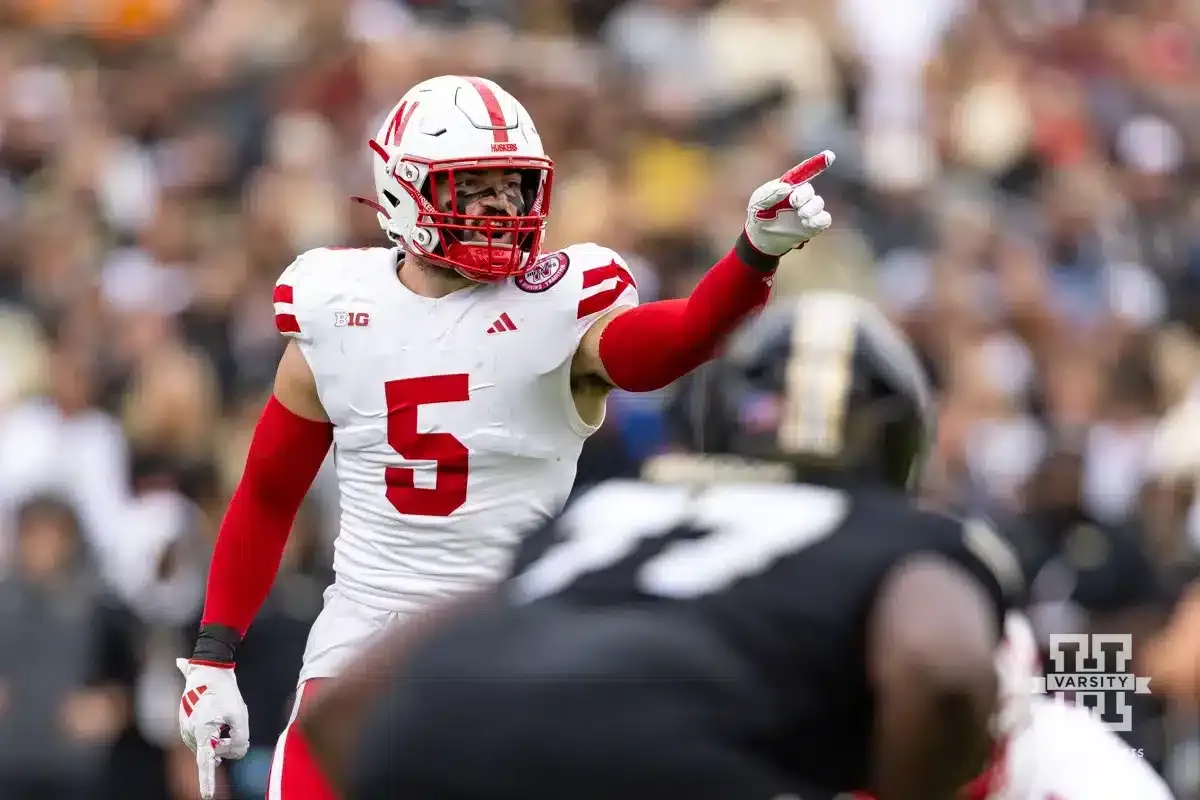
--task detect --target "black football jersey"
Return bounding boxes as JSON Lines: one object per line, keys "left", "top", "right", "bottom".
{"left": 504, "top": 478, "right": 1023, "bottom": 790}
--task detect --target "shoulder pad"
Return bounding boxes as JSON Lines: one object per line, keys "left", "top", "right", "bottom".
{"left": 515, "top": 243, "right": 639, "bottom": 339}
{"left": 273, "top": 251, "right": 321, "bottom": 340}
{"left": 273, "top": 247, "right": 392, "bottom": 340}
{"left": 569, "top": 243, "right": 638, "bottom": 324}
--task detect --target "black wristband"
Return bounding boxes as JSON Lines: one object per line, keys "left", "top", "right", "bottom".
{"left": 191, "top": 623, "right": 242, "bottom": 664}
{"left": 734, "top": 232, "right": 782, "bottom": 274}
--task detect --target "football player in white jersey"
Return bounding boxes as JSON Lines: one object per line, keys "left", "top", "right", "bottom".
{"left": 174, "top": 74, "right": 834, "bottom": 799}
{"left": 857, "top": 612, "right": 1175, "bottom": 800}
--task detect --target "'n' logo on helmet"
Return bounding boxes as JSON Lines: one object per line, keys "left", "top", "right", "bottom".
{"left": 385, "top": 101, "right": 419, "bottom": 146}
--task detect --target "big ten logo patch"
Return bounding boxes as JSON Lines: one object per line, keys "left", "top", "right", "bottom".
{"left": 334, "top": 311, "right": 370, "bottom": 327}
{"left": 1033, "top": 634, "right": 1151, "bottom": 732}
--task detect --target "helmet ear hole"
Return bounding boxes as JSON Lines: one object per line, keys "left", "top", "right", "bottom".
{"left": 382, "top": 190, "right": 399, "bottom": 207}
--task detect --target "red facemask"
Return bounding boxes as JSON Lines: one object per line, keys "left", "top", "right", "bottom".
{"left": 357, "top": 142, "right": 554, "bottom": 282}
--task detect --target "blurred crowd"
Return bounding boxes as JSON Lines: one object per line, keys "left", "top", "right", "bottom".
{"left": 1, "top": 0, "right": 1200, "bottom": 798}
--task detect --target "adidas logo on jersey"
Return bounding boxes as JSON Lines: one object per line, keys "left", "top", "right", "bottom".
{"left": 486, "top": 313, "right": 518, "bottom": 335}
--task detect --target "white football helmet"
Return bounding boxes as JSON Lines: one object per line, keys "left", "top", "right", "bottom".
{"left": 355, "top": 75, "right": 554, "bottom": 282}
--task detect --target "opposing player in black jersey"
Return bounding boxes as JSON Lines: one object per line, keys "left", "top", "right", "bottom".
{"left": 303, "top": 292, "right": 1025, "bottom": 800}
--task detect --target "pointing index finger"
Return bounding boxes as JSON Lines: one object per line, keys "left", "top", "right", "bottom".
{"left": 780, "top": 150, "right": 835, "bottom": 186}
{"left": 196, "top": 740, "right": 218, "bottom": 799}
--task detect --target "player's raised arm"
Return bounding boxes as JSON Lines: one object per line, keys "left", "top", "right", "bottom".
{"left": 866, "top": 554, "right": 1002, "bottom": 800}
{"left": 176, "top": 336, "right": 332, "bottom": 799}
{"left": 573, "top": 152, "right": 834, "bottom": 392}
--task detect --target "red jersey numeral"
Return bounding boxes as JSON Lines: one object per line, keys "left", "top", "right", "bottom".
{"left": 383, "top": 375, "right": 470, "bottom": 517}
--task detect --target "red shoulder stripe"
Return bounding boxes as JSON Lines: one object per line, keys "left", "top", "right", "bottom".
{"left": 577, "top": 261, "right": 636, "bottom": 320}
{"left": 275, "top": 314, "right": 301, "bottom": 334}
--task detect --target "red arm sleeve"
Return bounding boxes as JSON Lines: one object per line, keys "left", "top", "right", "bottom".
{"left": 597, "top": 234, "right": 779, "bottom": 392}
{"left": 201, "top": 394, "right": 333, "bottom": 637}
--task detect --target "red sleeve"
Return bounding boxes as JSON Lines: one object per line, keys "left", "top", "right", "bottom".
{"left": 596, "top": 234, "right": 778, "bottom": 392}
{"left": 201, "top": 395, "right": 333, "bottom": 636}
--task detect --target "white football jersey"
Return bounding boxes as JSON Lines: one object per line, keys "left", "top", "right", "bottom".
{"left": 986, "top": 612, "right": 1174, "bottom": 800}
{"left": 273, "top": 243, "right": 638, "bottom": 610}
{"left": 998, "top": 698, "right": 1174, "bottom": 800}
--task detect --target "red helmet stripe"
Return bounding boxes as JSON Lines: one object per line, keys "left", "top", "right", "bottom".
{"left": 463, "top": 77, "right": 510, "bottom": 144}
{"left": 385, "top": 101, "right": 419, "bottom": 146}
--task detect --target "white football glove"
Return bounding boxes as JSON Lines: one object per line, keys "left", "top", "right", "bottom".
{"left": 177, "top": 658, "right": 250, "bottom": 800}
{"left": 743, "top": 151, "right": 835, "bottom": 257}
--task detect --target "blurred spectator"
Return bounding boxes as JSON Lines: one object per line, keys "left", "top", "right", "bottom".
{"left": 1017, "top": 444, "right": 1173, "bottom": 769}
{"left": 1145, "top": 579, "right": 1200, "bottom": 704}
{"left": 0, "top": 496, "right": 137, "bottom": 800}
{"left": 0, "top": 332, "right": 129, "bottom": 567}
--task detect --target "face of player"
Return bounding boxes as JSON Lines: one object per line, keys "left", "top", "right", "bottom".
{"left": 434, "top": 168, "right": 527, "bottom": 245}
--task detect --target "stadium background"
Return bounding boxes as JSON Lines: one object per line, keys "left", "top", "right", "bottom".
{"left": 1, "top": 0, "right": 1199, "bottom": 797}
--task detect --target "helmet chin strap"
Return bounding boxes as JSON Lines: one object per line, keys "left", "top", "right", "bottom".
{"left": 351, "top": 195, "right": 391, "bottom": 219}
{"left": 446, "top": 242, "right": 533, "bottom": 283}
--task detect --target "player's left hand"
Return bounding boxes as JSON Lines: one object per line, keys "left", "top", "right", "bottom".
{"left": 176, "top": 658, "right": 250, "bottom": 800}
{"left": 743, "top": 151, "right": 835, "bottom": 257}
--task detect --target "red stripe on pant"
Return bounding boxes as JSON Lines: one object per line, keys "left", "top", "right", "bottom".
{"left": 267, "top": 678, "right": 337, "bottom": 799}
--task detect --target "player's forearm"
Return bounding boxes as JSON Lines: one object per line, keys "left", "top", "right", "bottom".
{"left": 596, "top": 234, "right": 777, "bottom": 392}
{"left": 196, "top": 395, "right": 332, "bottom": 653}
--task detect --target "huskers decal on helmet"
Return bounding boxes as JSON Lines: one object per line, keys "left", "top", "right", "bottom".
{"left": 516, "top": 251, "right": 570, "bottom": 293}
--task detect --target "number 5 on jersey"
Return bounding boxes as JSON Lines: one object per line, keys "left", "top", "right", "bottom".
{"left": 384, "top": 374, "right": 470, "bottom": 517}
